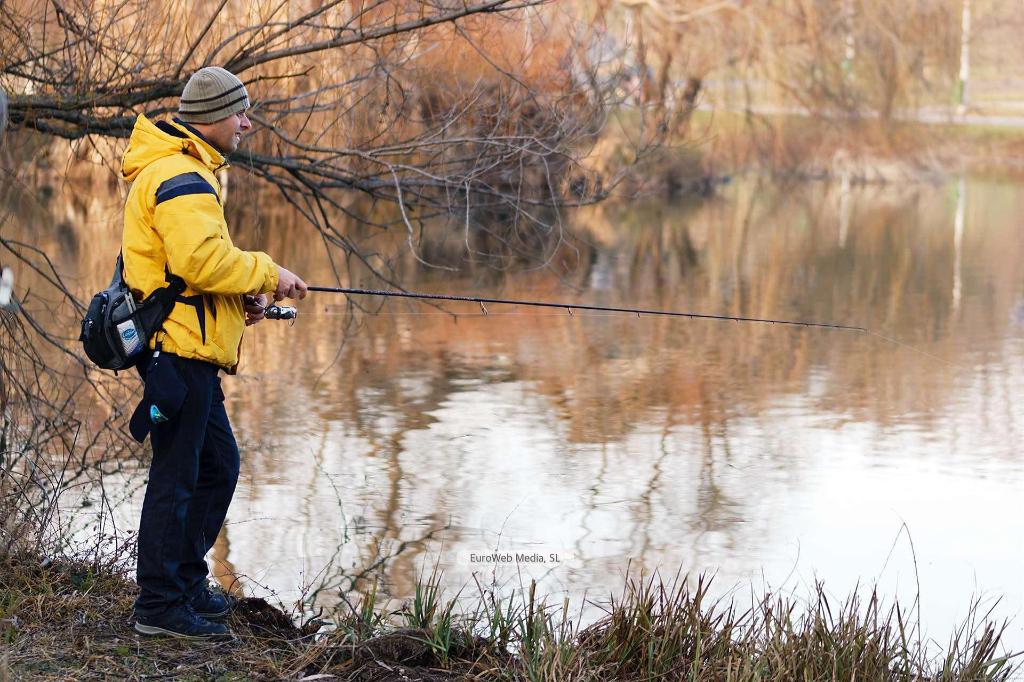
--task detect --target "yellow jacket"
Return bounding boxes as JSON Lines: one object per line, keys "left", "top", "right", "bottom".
{"left": 121, "top": 115, "right": 279, "bottom": 372}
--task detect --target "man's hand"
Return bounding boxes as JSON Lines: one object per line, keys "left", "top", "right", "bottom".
{"left": 244, "top": 293, "right": 269, "bottom": 326}
{"left": 275, "top": 266, "right": 308, "bottom": 302}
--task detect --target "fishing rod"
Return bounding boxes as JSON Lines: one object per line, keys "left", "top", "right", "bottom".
{"left": 262, "top": 286, "right": 866, "bottom": 332}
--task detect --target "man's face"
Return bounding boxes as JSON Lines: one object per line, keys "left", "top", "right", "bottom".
{"left": 202, "top": 110, "right": 251, "bottom": 154}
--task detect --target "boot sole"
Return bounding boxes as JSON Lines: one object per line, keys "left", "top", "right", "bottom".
{"left": 134, "top": 622, "right": 232, "bottom": 640}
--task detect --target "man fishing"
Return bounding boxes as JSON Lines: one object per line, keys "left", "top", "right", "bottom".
{"left": 121, "top": 66, "right": 307, "bottom": 639}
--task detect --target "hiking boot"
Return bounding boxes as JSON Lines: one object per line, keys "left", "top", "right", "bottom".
{"left": 134, "top": 603, "right": 232, "bottom": 640}
{"left": 190, "top": 586, "right": 235, "bottom": 620}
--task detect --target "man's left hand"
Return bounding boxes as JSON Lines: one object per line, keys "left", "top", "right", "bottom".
{"left": 244, "top": 294, "right": 269, "bottom": 326}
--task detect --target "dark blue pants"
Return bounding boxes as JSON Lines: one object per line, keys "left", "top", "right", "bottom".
{"left": 134, "top": 353, "right": 240, "bottom": 616}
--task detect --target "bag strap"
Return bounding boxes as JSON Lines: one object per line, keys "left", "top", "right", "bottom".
{"left": 163, "top": 266, "right": 187, "bottom": 297}
{"left": 109, "top": 252, "right": 126, "bottom": 288}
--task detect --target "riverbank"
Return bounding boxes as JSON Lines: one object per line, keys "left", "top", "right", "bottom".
{"left": 606, "top": 108, "right": 1024, "bottom": 201}
{"left": 1, "top": 550, "right": 1019, "bottom": 681}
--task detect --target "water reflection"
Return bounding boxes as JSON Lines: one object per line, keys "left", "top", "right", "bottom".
{"left": 225, "top": 175, "right": 1021, "bottom": 648}
{"left": 4, "top": 167, "right": 1022, "bottom": 648}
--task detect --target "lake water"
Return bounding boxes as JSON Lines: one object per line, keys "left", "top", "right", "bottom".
{"left": 12, "top": 172, "right": 1023, "bottom": 651}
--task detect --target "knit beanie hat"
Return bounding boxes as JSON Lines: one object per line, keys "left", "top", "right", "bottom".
{"left": 178, "top": 67, "right": 249, "bottom": 124}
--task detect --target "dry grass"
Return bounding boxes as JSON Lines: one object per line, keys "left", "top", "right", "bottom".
{"left": 0, "top": 547, "right": 1019, "bottom": 681}
{"left": 613, "top": 105, "right": 1024, "bottom": 193}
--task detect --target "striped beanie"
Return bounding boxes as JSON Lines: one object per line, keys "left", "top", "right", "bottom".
{"left": 178, "top": 67, "right": 249, "bottom": 124}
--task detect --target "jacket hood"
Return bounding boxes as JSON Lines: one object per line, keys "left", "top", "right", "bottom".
{"left": 121, "top": 114, "right": 225, "bottom": 182}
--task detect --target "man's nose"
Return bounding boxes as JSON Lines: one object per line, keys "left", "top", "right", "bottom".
{"left": 239, "top": 113, "right": 252, "bottom": 130}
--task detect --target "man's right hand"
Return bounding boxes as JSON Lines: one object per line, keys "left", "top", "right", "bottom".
{"left": 274, "top": 266, "right": 308, "bottom": 301}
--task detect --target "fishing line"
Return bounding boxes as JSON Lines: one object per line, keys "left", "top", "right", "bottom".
{"left": 862, "top": 329, "right": 968, "bottom": 371}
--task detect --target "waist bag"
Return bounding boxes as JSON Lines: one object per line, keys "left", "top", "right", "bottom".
{"left": 79, "top": 254, "right": 186, "bottom": 371}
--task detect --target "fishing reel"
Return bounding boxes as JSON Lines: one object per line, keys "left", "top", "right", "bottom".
{"left": 265, "top": 305, "right": 297, "bottom": 321}
{"left": 245, "top": 295, "right": 297, "bottom": 324}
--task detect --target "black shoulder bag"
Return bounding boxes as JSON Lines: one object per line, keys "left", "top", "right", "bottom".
{"left": 79, "top": 254, "right": 186, "bottom": 371}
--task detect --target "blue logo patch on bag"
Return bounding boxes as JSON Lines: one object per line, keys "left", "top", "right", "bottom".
{"left": 149, "top": 404, "right": 168, "bottom": 423}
